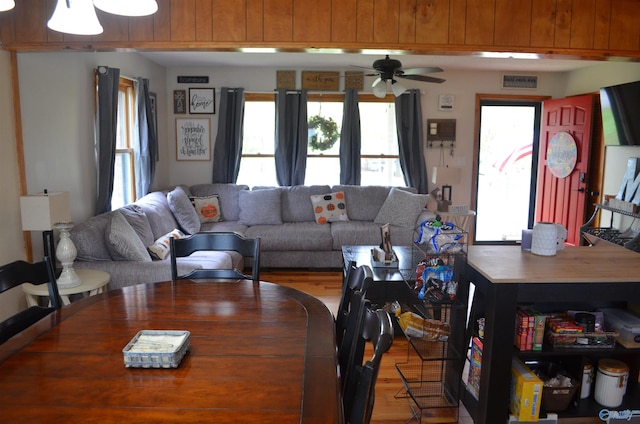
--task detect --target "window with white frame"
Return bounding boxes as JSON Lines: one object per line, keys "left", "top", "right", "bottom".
{"left": 111, "top": 78, "right": 136, "bottom": 210}
{"left": 237, "top": 93, "right": 403, "bottom": 187}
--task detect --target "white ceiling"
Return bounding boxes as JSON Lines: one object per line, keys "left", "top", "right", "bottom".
{"left": 138, "top": 50, "right": 608, "bottom": 73}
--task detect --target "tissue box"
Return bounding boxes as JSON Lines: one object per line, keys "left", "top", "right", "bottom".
{"left": 511, "top": 358, "right": 543, "bottom": 422}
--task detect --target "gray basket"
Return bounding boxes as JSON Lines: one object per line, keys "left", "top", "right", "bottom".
{"left": 123, "top": 330, "right": 190, "bottom": 368}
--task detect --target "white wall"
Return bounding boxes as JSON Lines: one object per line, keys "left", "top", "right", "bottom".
{"left": 0, "top": 50, "right": 29, "bottom": 321}
{"left": 17, "top": 51, "right": 168, "bottom": 259}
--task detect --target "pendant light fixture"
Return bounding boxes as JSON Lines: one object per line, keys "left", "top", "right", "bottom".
{"left": 47, "top": 0, "right": 103, "bottom": 35}
{"left": 0, "top": 0, "right": 14, "bottom": 12}
{"left": 372, "top": 77, "right": 407, "bottom": 98}
{"left": 93, "top": 0, "right": 158, "bottom": 16}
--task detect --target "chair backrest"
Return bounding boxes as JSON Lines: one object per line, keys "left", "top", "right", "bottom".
{"left": 170, "top": 232, "right": 261, "bottom": 281}
{"left": 343, "top": 308, "right": 394, "bottom": 424}
{"left": 0, "top": 257, "right": 61, "bottom": 344}
{"left": 336, "top": 263, "right": 373, "bottom": 347}
{"left": 337, "top": 264, "right": 373, "bottom": 393}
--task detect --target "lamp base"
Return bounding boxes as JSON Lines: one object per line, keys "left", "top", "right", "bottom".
{"left": 57, "top": 267, "right": 82, "bottom": 288}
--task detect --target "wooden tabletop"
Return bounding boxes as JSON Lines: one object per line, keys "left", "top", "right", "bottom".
{"left": 0, "top": 280, "right": 343, "bottom": 423}
{"left": 467, "top": 244, "right": 640, "bottom": 284}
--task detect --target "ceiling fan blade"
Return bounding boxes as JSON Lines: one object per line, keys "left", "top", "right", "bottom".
{"left": 397, "top": 74, "right": 446, "bottom": 84}
{"left": 349, "top": 64, "right": 377, "bottom": 72}
{"left": 402, "top": 66, "right": 444, "bottom": 75}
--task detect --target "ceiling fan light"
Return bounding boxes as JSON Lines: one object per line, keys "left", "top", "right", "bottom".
{"left": 94, "top": 0, "right": 158, "bottom": 16}
{"left": 0, "top": 0, "right": 15, "bottom": 12}
{"left": 372, "top": 78, "right": 387, "bottom": 98}
{"left": 391, "top": 80, "right": 406, "bottom": 97}
{"left": 47, "top": 0, "right": 103, "bottom": 35}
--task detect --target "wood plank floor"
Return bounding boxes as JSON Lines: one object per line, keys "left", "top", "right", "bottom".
{"left": 262, "top": 270, "right": 474, "bottom": 424}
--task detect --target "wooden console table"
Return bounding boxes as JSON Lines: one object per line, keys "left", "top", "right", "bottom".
{"left": 461, "top": 244, "right": 640, "bottom": 424}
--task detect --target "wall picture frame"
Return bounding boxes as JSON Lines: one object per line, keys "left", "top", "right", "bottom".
{"left": 173, "top": 89, "right": 186, "bottom": 114}
{"left": 176, "top": 118, "right": 211, "bottom": 161}
{"left": 188, "top": 88, "right": 215, "bottom": 114}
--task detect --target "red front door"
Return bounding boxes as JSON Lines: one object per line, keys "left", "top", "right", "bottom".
{"left": 536, "top": 94, "right": 595, "bottom": 246}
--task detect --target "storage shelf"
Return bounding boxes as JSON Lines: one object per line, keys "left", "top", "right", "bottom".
{"left": 396, "top": 361, "right": 461, "bottom": 409}
{"left": 581, "top": 203, "right": 640, "bottom": 252}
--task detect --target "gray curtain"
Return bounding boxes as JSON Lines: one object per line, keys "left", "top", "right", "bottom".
{"left": 275, "top": 89, "right": 308, "bottom": 186}
{"left": 339, "top": 89, "right": 361, "bottom": 185}
{"left": 395, "top": 89, "right": 429, "bottom": 193}
{"left": 95, "top": 66, "right": 120, "bottom": 214}
{"left": 135, "top": 77, "right": 157, "bottom": 196}
{"left": 213, "top": 87, "right": 245, "bottom": 183}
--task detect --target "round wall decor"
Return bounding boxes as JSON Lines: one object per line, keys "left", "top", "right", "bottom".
{"left": 308, "top": 115, "right": 339, "bottom": 151}
{"left": 547, "top": 131, "right": 577, "bottom": 178}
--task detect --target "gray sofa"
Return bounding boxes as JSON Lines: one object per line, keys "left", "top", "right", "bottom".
{"left": 71, "top": 184, "right": 433, "bottom": 290}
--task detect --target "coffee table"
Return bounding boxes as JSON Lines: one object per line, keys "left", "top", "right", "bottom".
{"left": 341, "top": 245, "right": 421, "bottom": 308}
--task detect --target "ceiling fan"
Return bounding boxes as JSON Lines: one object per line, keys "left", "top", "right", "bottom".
{"left": 352, "top": 55, "right": 445, "bottom": 98}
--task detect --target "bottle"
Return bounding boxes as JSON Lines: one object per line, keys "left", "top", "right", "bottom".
{"left": 580, "top": 360, "right": 593, "bottom": 399}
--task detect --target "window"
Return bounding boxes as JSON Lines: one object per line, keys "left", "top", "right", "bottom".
{"left": 237, "top": 93, "right": 402, "bottom": 187}
{"left": 111, "top": 78, "right": 136, "bottom": 210}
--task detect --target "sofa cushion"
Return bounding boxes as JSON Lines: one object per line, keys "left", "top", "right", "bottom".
{"left": 238, "top": 188, "right": 283, "bottom": 225}
{"left": 331, "top": 185, "right": 410, "bottom": 221}
{"left": 147, "top": 228, "right": 186, "bottom": 260}
{"left": 310, "top": 191, "right": 349, "bottom": 224}
{"left": 167, "top": 186, "right": 201, "bottom": 234}
{"left": 105, "top": 211, "right": 152, "bottom": 262}
{"left": 70, "top": 211, "right": 113, "bottom": 261}
{"left": 245, "top": 222, "right": 332, "bottom": 251}
{"left": 189, "top": 183, "right": 249, "bottom": 221}
{"left": 135, "top": 191, "right": 180, "bottom": 239}
{"left": 279, "top": 185, "right": 331, "bottom": 222}
{"left": 119, "top": 204, "right": 154, "bottom": 247}
{"left": 374, "top": 187, "right": 429, "bottom": 228}
{"left": 190, "top": 195, "right": 221, "bottom": 223}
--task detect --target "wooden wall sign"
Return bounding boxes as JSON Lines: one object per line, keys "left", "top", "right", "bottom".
{"left": 302, "top": 71, "right": 339, "bottom": 90}
{"left": 344, "top": 71, "right": 364, "bottom": 91}
{"left": 277, "top": 71, "right": 296, "bottom": 89}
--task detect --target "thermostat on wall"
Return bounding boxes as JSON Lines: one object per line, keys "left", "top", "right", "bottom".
{"left": 439, "top": 94, "right": 455, "bottom": 111}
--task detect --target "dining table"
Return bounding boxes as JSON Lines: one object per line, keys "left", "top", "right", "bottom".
{"left": 0, "top": 279, "right": 344, "bottom": 423}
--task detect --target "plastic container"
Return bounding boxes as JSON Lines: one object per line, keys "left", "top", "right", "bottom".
{"left": 594, "top": 358, "right": 628, "bottom": 408}
{"left": 600, "top": 308, "right": 640, "bottom": 348}
{"left": 580, "top": 360, "right": 593, "bottom": 399}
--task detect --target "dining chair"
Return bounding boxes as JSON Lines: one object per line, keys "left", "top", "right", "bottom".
{"left": 0, "top": 257, "right": 61, "bottom": 345}
{"left": 170, "top": 232, "right": 261, "bottom": 281}
{"left": 342, "top": 308, "right": 394, "bottom": 424}
{"left": 337, "top": 264, "right": 373, "bottom": 394}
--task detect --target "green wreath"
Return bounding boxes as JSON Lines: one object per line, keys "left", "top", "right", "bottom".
{"left": 308, "top": 115, "right": 339, "bottom": 151}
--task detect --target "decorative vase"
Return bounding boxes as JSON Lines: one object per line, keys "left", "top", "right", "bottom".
{"left": 531, "top": 222, "right": 558, "bottom": 256}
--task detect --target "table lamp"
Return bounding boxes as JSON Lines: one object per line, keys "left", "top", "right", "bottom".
{"left": 20, "top": 191, "right": 81, "bottom": 288}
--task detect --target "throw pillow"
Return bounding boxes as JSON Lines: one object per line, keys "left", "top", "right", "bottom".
{"left": 190, "top": 195, "right": 222, "bottom": 223}
{"left": 119, "top": 204, "right": 154, "bottom": 247}
{"left": 167, "top": 186, "right": 201, "bottom": 234}
{"left": 105, "top": 210, "right": 152, "bottom": 262}
{"left": 147, "top": 229, "right": 186, "bottom": 260}
{"left": 374, "top": 187, "right": 430, "bottom": 228}
{"left": 310, "top": 191, "right": 349, "bottom": 224}
{"left": 238, "top": 188, "right": 283, "bottom": 225}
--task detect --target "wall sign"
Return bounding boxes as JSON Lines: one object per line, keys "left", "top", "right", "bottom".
{"left": 177, "top": 76, "right": 209, "bottom": 84}
{"left": 176, "top": 118, "right": 210, "bottom": 161}
{"left": 173, "top": 90, "right": 186, "bottom": 114}
{"left": 547, "top": 131, "right": 577, "bottom": 178}
{"left": 301, "top": 71, "right": 339, "bottom": 90}
{"left": 189, "top": 88, "right": 215, "bottom": 114}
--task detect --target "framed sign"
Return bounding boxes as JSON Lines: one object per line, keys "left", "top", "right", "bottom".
{"left": 188, "top": 88, "right": 215, "bottom": 114}
{"left": 173, "top": 90, "right": 186, "bottom": 114}
{"left": 302, "top": 71, "right": 339, "bottom": 90}
{"left": 176, "top": 118, "right": 210, "bottom": 161}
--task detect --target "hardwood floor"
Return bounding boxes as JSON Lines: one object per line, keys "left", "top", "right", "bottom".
{"left": 261, "top": 270, "right": 474, "bottom": 424}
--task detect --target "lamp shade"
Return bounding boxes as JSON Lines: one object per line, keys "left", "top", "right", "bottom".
{"left": 431, "top": 166, "right": 461, "bottom": 185}
{"left": 391, "top": 80, "right": 406, "bottom": 97}
{"left": 94, "top": 0, "right": 158, "bottom": 16}
{"left": 0, "top": 0, "right": 15, "bottom": 12}
{"left": 372, "top": 78, "right": 387, "bottom": 99}
{"left": 20, "top": 192, "right": 71, "bottom": 231}
{"left": 47, "top": 0, "right": 103, "bottom": 35}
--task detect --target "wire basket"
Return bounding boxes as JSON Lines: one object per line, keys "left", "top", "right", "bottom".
{"left": 123, "top": 330, "right": 190, "bottom": 368}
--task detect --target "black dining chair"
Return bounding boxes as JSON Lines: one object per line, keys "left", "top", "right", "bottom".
{"left": 0, "top": 257, "right": 61, "bottom": 345}
{"left": 336, "top": 262, "right": 374, "bottom": 347}
{"left": 170, "top": 232, "right": 261, "bottom": 281}
{"left": 342, "top": 308, "right": 394, "bottom": 424}
{"left": 337, "top": 264, "right": 373, "bottom": 393}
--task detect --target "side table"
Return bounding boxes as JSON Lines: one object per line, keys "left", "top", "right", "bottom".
{"left": 23, "top": 269, "right": 110, "bottom": 307}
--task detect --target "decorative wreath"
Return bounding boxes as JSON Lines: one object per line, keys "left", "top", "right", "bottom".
{"left": 308, "top": 115, "right": 339, "bottom": 151}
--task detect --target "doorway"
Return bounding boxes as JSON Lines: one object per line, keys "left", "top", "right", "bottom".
{"left": 473, "top": 95, "right": 549, "bottom": 243}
